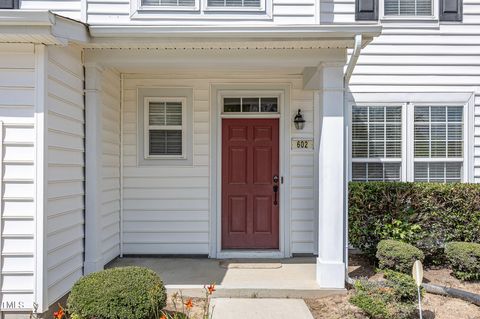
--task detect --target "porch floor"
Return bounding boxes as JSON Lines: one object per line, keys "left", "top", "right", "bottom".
{"left": 107, "top": 257, "right": 346, "bottom": 298}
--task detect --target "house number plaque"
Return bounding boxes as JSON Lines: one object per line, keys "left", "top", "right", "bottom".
{"left": 291, "top": 138, "right": 314, "bottom": 150}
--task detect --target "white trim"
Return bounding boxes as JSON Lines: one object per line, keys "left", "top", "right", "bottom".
{"left": 88, "top": 25, "right": 382, "bottom": 39}
{"left": 210, "top": 84, "right": 291, "bottom": 259}
{"left": 0, "top": 10, "right": 89, "bottom": 45}
{"left": 466, "top": 94, "right": 475, "bottom": 182}
{"left": 401, "top": 102, "right": 408, "bottom": 181}
{"left": 84, "top": 63, "right": 105, "bottom": 275}
{"left": 143, "top": 97, "right": 187, "bottom": 160}
{"left": 120, "top": 74, "right": 125, "bottom": 257}
{"left": 34, "top": 44, "right": 48, "bottom": 313}
{"left": 406, "top": 102, "right": 415, "bottom": 181}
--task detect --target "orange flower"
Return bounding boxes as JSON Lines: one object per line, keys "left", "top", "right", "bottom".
{"left": 207, "top": 284, "right": 216, "bottom": 295}
{"left": 53, "top": 308, "right": 64, "bottom": 319}
{"left": 160, "top": 315, "right": 167, "bottom": 319}
{"left": 185, "top": 298, "right": 194, "bottom": 310}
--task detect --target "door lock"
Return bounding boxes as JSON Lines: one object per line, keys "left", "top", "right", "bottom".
{"left": 273, "top": 175, "right": 279, "bottom": 205}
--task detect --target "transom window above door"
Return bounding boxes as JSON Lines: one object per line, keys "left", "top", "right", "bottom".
{"left": 384, "top": 0, "right": 433, "bottom": 17}
{"left": 223, "top": 97, "right": 278, "bottom": 113}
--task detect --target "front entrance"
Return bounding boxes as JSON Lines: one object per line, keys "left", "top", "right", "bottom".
{"left": 221, "top": 118, "right": 280, "bottom": 249}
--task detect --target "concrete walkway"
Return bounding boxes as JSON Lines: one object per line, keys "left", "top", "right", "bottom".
{"left": 211, "top": 298, "right": 314, "bottom": 319}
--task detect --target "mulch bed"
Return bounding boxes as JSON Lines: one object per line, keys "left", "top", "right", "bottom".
{"left": 305, "top": 254, "right": 480, "bottom": 319}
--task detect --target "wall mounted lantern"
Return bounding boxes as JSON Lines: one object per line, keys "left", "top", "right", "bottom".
{"left": 294, "top": 109, "right": 305, "bottom": 130}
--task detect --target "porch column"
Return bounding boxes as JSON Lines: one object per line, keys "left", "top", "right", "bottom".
{"left": 316, "top": 63, "right": 346, "bottom": 289}
{"left": 84, "top": 63, "right": 104, "bottom": 274}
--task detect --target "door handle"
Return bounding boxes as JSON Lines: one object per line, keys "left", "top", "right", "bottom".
{"left": 273, "top": 175, "right": 279, "bottom": 206}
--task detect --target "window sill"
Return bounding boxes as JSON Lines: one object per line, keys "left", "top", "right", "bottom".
{"left": 379, "top": 17, "right": 440, "bottom": 29}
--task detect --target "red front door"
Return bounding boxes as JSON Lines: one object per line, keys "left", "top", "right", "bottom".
{"left": 222, "top": 118, "right": 280, "bottom": 249}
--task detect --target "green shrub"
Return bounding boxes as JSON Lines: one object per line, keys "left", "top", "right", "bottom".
{"left": 349, "top": 275, "right": 417, "bottom": 319}
{"left": 349, "top": 182, "right": 480, "bottom": 265}
{"left": 382, "top": 269, "right": 423, "bottom": 301}
{"left": 376, "top": 240, "right": 425, "bottom": 274}
{"left": 67, "top": 266, "right": 167, "bottom": 319}
{"left": 445, "top": 242, "right": 480, "bottom": 281}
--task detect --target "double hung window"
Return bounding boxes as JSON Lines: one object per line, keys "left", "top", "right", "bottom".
{"left": 351, "top": 104, "right": 466, "bottom": 183}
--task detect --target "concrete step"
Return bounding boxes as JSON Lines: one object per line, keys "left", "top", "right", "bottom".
{"left": 166, "top": 285, "right": 346, "bottom": 298}
{"left": 210, "top": 298, "right": 314, "bottom": 319}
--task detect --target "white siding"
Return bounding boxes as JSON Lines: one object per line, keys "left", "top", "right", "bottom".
{"left": 101, "top": 68, "right": 121, "bottom": 264}
{"left": 342, "top": 1, "right": 480, "bottom": 183}
{"left": 86, "top": 0, "right": 318, "bottom": 25}
{"left": 20, "top": 0, "right": 83, "bottom": 21}
{"left": 320, "top": 0, "right": 355, "bottom": 24}
{"left": 0, "top": 44, "right": 36, "bottom": 311}
{"left": 122, "top": 75, "right": 315, "bottom": 255}
{"left": 45, "top": 45, "right": 84, "bottom": 306}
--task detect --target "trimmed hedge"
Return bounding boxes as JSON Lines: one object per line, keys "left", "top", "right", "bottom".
{"left": 67, "top": 266, "right": 167, "bottom": 319}
{"left": 350, "top": 270, "right": 419, "bottom": 319}
{"left": 377, "top": 240, "right": 425, "bottom": 274}
{"left": 445, "top": 242, "right": 480, "bottom": 281}
{"left": 349, "top": 182, "right": 480, "bottom": 264}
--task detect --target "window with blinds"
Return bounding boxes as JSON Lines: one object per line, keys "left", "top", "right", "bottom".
{"left": 145, "top": 99, "right": 185, "bottom": 157}
{"left": 413, "top": 106, "right": 463, "bottom": 182}
{"left": 142, "top": 0, "right": 196, "bottom": 6}
{"left": 351, "top": 106, "right": 402, "bottom": 182}
{"left": 207, "top": 0, "right": 261, "bottom": 7}
{"left": 384, "top": 0, "right": 432, "bottom": 16}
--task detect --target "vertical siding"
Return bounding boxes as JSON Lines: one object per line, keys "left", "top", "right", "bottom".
{"left": 343, "top": 1, "right": 480, "bottom": 183}
{"left": 0, "top": 44, "right": 36, "bottom": 311}
{"left": 86, "top": 0, "right": 317, "bottom": 25}
{"left": 45, "top": 45, "right": 85, "bottom": 305}
{"left": 20, "top": 0, "right": 82, "bottom": 21}
{"left": 121, "top": 75, "right": 315, "bottom": 255}
{"left": 101, "top": 68, "right": 121, "bottom": 264}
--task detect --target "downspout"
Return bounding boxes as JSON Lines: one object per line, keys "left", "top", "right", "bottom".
{"left": 344, "top": 34, "right": 362, "bottom": 285}
{"left": 119, "top": 73, "right": 124, "bottom": 257}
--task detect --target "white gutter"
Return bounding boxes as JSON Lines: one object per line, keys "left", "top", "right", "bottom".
{"left": 344, "top": 34, "right": 362, "bottom": 84}
{"left": 344, "top": 34, "right": 363, "bottom": 285}
{"left": 0, "top": 10, "right": 89, "bottom": 45}
{"left": 89, "top": 25, "right": 381, "bottom": 40}
{"left": 119, "top": 73, "right": 124, "bottom": 258}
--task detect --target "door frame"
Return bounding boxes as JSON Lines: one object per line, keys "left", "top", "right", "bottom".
{"left": 210, "top": 83, "right": 291, "bottom": 259}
